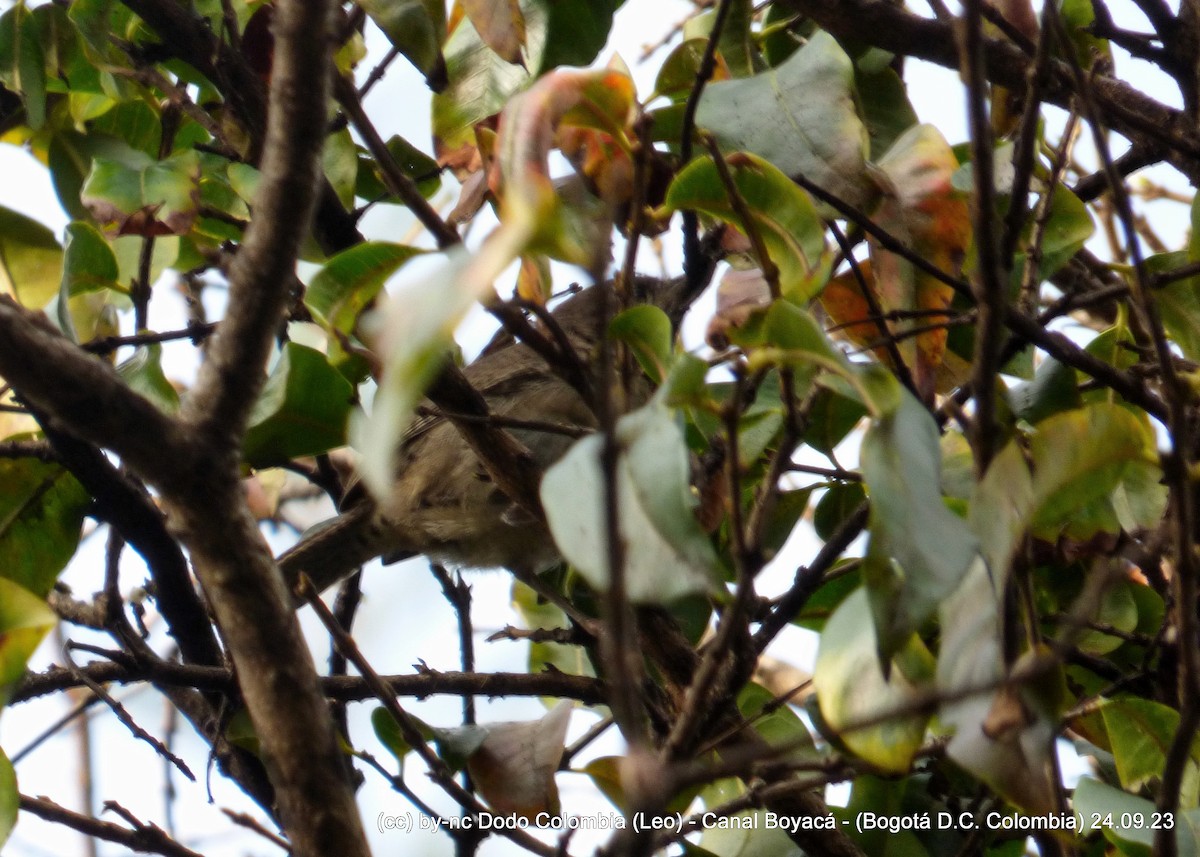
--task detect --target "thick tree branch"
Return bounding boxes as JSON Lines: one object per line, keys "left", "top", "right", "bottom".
{"left": 38, "top": 426, "right": 223, "bottom": 670}
{"left": 782, "top": 0, "right": 1200, "bottom": 181}
{"left": 145, "top": 1, "right": 373, "bottom": 854}
{"left": 12, "top": 661, "right": 605, "bottom": 707}
{"left": 0, "top": 300, "right": 191, "bottom": 483}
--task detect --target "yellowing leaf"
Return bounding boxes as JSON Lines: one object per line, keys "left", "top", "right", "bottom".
{"left": 494, "top": 65, "right": 635, "bottom": 263}
{"left": 815, "top": 589, "right": 933, "bottom": 774}
{"left": 868, "top": 125, "right": 968, "bottom": 399}
{"left": 0, "top": 205, "right": 63, "bottom": 308}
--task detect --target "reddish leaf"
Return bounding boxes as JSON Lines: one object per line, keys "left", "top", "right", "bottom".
{"left": 867, "top": 125, "right": 969, "bottom": 399}
{"left": 819, "top": 261, "right": 894, "bottom": 366}
{"left": 492, "top": 64, "right": 635, "bottom": 262}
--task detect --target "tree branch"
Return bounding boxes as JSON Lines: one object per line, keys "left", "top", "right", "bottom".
{"left": 782, "top": 0, "right": 1200, "bottom": 180}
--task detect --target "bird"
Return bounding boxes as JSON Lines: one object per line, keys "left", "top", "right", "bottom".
{"left": 276, "top": 277, "right": 693, "bottom": 596}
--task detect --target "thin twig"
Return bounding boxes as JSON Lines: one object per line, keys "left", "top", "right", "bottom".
{"left": 19, "top": 794, "right": 203, "bottom": 857}
{"left": 62, "top": 644, "right": 196, "bottom": 782}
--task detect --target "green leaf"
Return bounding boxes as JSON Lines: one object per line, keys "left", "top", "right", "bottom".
{"left": 534, "top": 0, "right": 622, "bottom": 75}
{"left": 117, "top": 343, "right": 180, "bottom": 413}
{"left": 35, "top": 2, "right": 102, "bottom": 97}
{"left": 0, "top": 576, "right": 56, "bottom": 706}
{"left": 0, "top": 1, "right": 46, "bottom": 128}
{"left": 226, "top": 162, "right": 262, "bottom": 205}
{"left": 67, "top": 0, "right": 136, "bottom": 66}
{"left": 356, "top": 135, "right": 442, "bottom": 202}
{"left": 1028, "top": 404, "right": 1155, "bottom": 537}
{"left": 694, "top": 778, "right": 803, "bottom": 857}
{"left": 0, "top": 460, "right": 89, "bottom": 598}
{"left": 1150, "top": 252, "right": 1200, "bottom": 363}
{"left": 1100, "top": 697, "right": 1199, "bottom": 795}
{"left": 323, "top": 127, "right": 359, "bottom": 211}
{"left": 371, "top": 708, "right": 410, "bottom": 764}
{"left": 512, "top": 581, "right": 596, "bottom": 686}
{"left": 815, "top": 588, "right": 933, "bottom": 773}
{"left": 737, "top": 682, "right": 818, "bottom": 764}
{"left": 0, "top": 205, "right": 63, "bottom": 308}
{"left": 195, "top": 174, "right": 248, "bottom": 242}
{"left": 541, "top": 402, "right": 721, "bottom": 604}
{"left": 54, "top": 222, "right": 122, "bottom": 342}
{"left": 609, "top": 305, "right": 672, "bottom": 385}
{"left": 81, "top": 150, "right": 202, "bottom": 236}
{"left": 761, "top": 488, "right": 812, "bottom": 557}
{"left": 1074, "top": 777, "right": 1200, "bottom": 857}
{"left": 662, "top": 153, "right": 831, "bottom": 303}
{"left": 1058, "top": 0, "right": 1113, "bottom": 70}
{"left": 1076, "top": 578, "right": 1139, "bottom": 656}
{"left": 861, "top": 389, "right": 979, "bottom": 659}
{"left": 738, "top": 300, "right": 852, "bottom": 381}
{"left": 840, "top": 775, "right": 937, "bottom": 857}
{"left": 358, "top": 0, "right": 447, "bottom": 90}
{"left": 722, "top": 0, "right": 763, "bottom": 76}
{"left": 972, "top": 403, "right": 1156, "bottom": 579}
{"left": 653, "top": 38, "right": 709, "bottom": 101}
{"left": 0, "top": 748, "right": 15, "bottom": 851}
{"left": 60, "top": 221, "right": 119, "bottom": 298}
{"left": 88, "top": 100, "right": 164, "bottom": 159}
{"left": 243, "top": 343, "right": 355, "bottom": 466}
{"left": 855, "top": 65, "right": 918, "bottom": 161}
{"left": 697, "top": 31, "right": 873, "bottom": 210}
{"left": 791, "top": 561, "right": 860, "bottom": 632}
{"left": 433, "top": 2, "right": 539, "bottom": 152}
{"left": 1010, "top": 356, "right": 1082, "bottom": 425}
{"left": 305, "top": 241, "right": 423, "bottom": 336}
{"left": 803, "top": 385, "right": 867, "bottom": 455}
{"left": 813, "top": 481, "right": 866, "bottom": 541}
{"left": 111, "top": 234, "right": 179, "bottom": 287}
{"left": 48, "top": 131, "right": 116, "bottom": 221}
{"left": 1027, "top": 185, "right": 1093, "bottom": 279}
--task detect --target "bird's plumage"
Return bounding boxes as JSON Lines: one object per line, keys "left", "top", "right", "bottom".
{"left": 276, "top": 285, "right": 619, "bottom": 594}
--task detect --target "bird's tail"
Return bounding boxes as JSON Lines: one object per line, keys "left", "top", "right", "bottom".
{"left": 276, "top": 502, "right": 413, "bottom": 599}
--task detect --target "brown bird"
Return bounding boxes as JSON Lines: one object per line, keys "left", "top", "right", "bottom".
{"left": 276, "top": 278, "right": 693, "bottom": 595}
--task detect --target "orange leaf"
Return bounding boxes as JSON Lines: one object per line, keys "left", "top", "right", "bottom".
{"left": 819, "top": 261, "right": 894, "bottom": 367}
{"left": 493, "top": 65, "right": 636, "bottom": 262}
{"left": 867, "top": 125, "right": 969, "bottom": 399}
